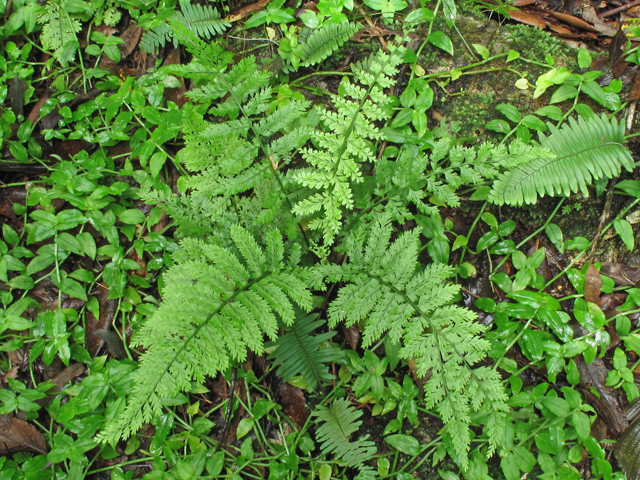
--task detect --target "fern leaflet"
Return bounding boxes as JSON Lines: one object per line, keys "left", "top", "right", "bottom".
{"left": 313, "top": 398, "right": 376, "bottom": 470}
{"left": 490, "top": 114, "right": 633, "bottom": 205}
{"left": 97, "top": 226, "right": 312, "bottom": 443}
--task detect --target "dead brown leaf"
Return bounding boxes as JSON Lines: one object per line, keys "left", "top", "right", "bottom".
{"left": 629, "top": 71, "right": 640, "bottom": 101}
{"left": 506, "top": 9, "right": 548, "bottom": 28}
{"left": 343, "top": 325, "right": 360, "bottom": 350}
{"left": 584, "top": 264, "right": 603, "bottom": 305}
{"left": 600, "top": 262, "right": 640, "bottom": 286}
{"left": 86, "top": 286, "right": 119, "bottom": 357}
{"left": 582, "top": 6, "right": 619, "bottom": 36}
{"left": 551, "top": 12, "right": 600, "bottom": 32}
{"left": 226, "top": 0, "right": 270, "bottom": 22}
{"left": 279, "top": 383, "right": 308, "bottom": 429}
{"left": 0, "top": 414, "right": 47, "bottom": 455}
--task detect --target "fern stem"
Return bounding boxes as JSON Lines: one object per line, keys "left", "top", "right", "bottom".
{"left": 289, "top": 71, "right": 354, "bottom": 88}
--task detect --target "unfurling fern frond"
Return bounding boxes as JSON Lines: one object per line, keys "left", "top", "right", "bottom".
{"left": 268, "top": 311, "right": 340, "bottom": 391}
{"left": 292, "top": 46, "right": 405, "bottom": 244}
{"left": 311, "top": 217, "right": 509, "bottom": 467}
{"left": 140, "top": 0, "right": 229, "bottom": 53}
{"left": 301, "top": 22, "right": 362, "bottom": 67}
{"left": 490, "top": 114, "right": 633, "bottom": 206}
{"left": 313, "top": 398, "right": 376, "bottom": 470}
{"left": 97, "top": 227, "right": 312, "bottom": 444}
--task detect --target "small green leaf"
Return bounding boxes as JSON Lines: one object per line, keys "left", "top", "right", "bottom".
{"left": 507, "top": 50, "right": 520, "bottom": 62}
{"left": 496, "top": 104, "right": 521, "bottom": 123}
{"left": 236, "top": 417, "right": 253, "bottom": 439}
{"left": 428, "top": 31, "right": 453, "bottom": 56}
{"left": 55, "top": 233, "right": 84, "bottom": 256}
{"left": 59, "top": 277, "right": 88, "bottom": 301}
{"left": 472, "top": 43, "right": 490, "bottom": 60}
{"left": 385, "top": 434, "right": 420, "bottom": 456}
{"left": 545, "top": 223, "right": 564, "bottom": 253}
{"left": 119, "top": 209, "right": 146, "bottom": 225}
{"left": 77, "top": 232, "right": 97, "bottom": 260}
{"left": 550, "top": 85, "right": 578, "bottom": 104}
{"left": 614, "top": 218, "right": 634, "bottom": 251}
{"left": 149, "top": 151, "right": 168, "bottom": 178}
{"left": 485, "top": 119, "right": 510, "bottom": 133}
{"left": 577, "top": 48, "right": 592, "bottom": 69}
{"left": 535, "top": 105, "right": 563, "bottom": 121}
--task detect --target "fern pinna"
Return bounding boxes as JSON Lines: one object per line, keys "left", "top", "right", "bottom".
{"left": 312, "top": 217, "right": 509, "bottom": 466}
{"left": 98, "top": 226, "right": 312, "bottom": 443}
{"left": 490, "top": 114, "right": 633, "bottom": 205}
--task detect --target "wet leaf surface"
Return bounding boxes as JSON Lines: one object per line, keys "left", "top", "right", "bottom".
{"left": 0, "top": 414, "right": 47, "bottom": 455}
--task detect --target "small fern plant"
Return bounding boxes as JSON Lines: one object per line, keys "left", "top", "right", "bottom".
{"left": 490, "top": 113, "right": 633, "bottom": 205}
{"left": 292, "top": 44, "right": 406, "bottom": 244}
{"left": 97, "top": 226, "right": 312, "bottom": 443}
{"left": 36, "top": 0, "right": 92, "bottom": 63}
{"left": 311, "top": 216, "right": 510, "bottom": 466}
{"left": 139, "top": 0, "right": 229, "bottom": 53}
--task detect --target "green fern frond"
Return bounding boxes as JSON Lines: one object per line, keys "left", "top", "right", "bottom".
{"left": 490, "top": 114, "right": 633, "bottom": 205}
{"left": 140, "top": 0, "right": 229, "bottom": 53}
{"left": 268, "top": 312, "right": 339, "bottom": 391}
{"left": 97, "top": 227, "right": 312, "bottom": 444}
{"left": 292, "top": 46, "right": 405, "bottom": 244}
{"left": 313, "top": 217, "right": 509, "bottom": 466}
{"left": 313, "top": 398, "right": 377, "bottom": 469}
{"left": 301, "top": 22, "right": 362, "bottom": 67}
{"left": 37, "top": 0, "right": 88, "bottom": 61}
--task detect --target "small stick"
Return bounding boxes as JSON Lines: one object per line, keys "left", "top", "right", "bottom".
{"left": 597, "top": 0, "right": 640, "bottom": 18}
{"left": 627, "top": 102, "right": 637, "bottom": 133}
{"left": 215, "top": 367, "right": 237, "bottom": 453}
{"left": 588, "top": 179, "right": 617, "bottom": 260}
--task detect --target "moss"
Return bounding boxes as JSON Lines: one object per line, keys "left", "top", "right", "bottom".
{"left": 506, "top": 24, "right": 574, "bottom": 66}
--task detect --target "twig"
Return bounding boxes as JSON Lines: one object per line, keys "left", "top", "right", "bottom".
{"left": 215, "top": 367, "right": 237, "bottom": 453}
{"left": 597, "top": 0, "right": 640, "bottom": 18}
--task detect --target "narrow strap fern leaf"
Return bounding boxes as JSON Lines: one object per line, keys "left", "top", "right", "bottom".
{"left": 97, "top": 227, "right": 312, "bottom": 444}
{"left": 490, "top": 114, "right": 633, "bottom": 205}
{"left": 301, "top": 22, "right": 361, "bottom": 67}
{"left": 312, "top": 217, "right": 509, "bottom": 467}
{"left": 313, "top": 398, "right": 376, "bottom": 470}
{"left": 268, "top": 311, "right": 339, "bottom": 390}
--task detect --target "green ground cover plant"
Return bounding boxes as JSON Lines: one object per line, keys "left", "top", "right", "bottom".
{"left": 2, "top": 0, "right": 640, "bottom": 479}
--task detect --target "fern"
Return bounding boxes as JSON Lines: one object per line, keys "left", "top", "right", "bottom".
{"left": 311, "top": 217, "right": 509, "bottom": 467}
{"left": 140, "top": 0, "right": 229, "bottom": 53}
{"left": 268, "top": 311, "right": 340, "bottom": 391}
{"left": 301, "top": 22, "right": 362, "bottom": 67}
{"left": 490, "top": 114, "right": 633, "bottom": 205}
{"left": 36, "top": 0, "right": 90, "bottom": 62}
{"left": 143, "top": 27, "right": 311, "bottom": 240}
{"left": 292, "top": 46, "right": 405, "bottom": 244}
{"left": 97, "top": 226, "right": 312, "bottom": 443}
{"left": 313, "top": 398, "right": 377, "bottom": 470}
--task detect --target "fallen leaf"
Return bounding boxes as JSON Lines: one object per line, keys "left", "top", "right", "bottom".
{"left": 551, "top": 11, "right": 600, "bottom": 32}
{"left": 629, "top": 71, "right": 640, "bottom": 101}
{"left": 36, "top": 363, "right": 85, "bottom": 406}
{"left": 582, "top": 6, "right": 619, "bottom": 36}
{"left": 343, "top": 325, "right": 360, "bottom": 350}
{"left": 584, "top": 264, "right": 603, "bottom": 305}
{"left": 508, "top": 9, "right": 547, "bottom": 28}
{"left": 86, "top": 286, "right": 119, "bottom": 357}
{"left": 279, "top": 383, "right": 308, "bottom": 429}
{"left": 0, "top": 414, "right": 47, "bottom": 455}
{"left": 118, "top": 23, "right": 142, "bottom": 60}
{"left": 615, "top": 400, "right": 640, "bottom": 480}
{"left": 600, "top": 262, "right": 640, "bottom": 286}
{"left": 226, "top": 0, "right": 270, "bottom": 22}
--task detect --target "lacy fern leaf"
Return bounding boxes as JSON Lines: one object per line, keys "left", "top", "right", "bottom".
{"left": 490, "top": 114, "right": 633, "bottom": 205}
{"left": 97, "top": 226, "right": 312, "bottom": 443}
{"left": 313, "top": 398, "right": 376, "bottom": 469}
{"left": 312, "top": 217, "right": 509, "bottom": 466}
{"left": 37, "top": 0, "right": 90, "bottom": 62}
{"left": 301, "top": 22, "right": 361, "bottom": 67}
{"left": 292, "top": 46, "right": 404, "bottom": 243}
{"left": 268, "top": 311, "right": 340, "bottom": 391}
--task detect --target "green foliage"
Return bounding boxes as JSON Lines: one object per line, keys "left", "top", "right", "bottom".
{"left": 313, "top": 217, "right": 509, "bottom": 465}
{"left": 313, "top": 398, "right": 377, "bottom": 470}
{"left": 301, "top": 21, "right": 361, "bottom": 67}
{"left": 36, "top": 0, "right": 92, "bottom": 63}
{"left": 268, "top": 312, "right": 340, "bottom": 391}
{"left": 490, "top": 114, "right": 633, "bottom": 205}
{"left": 140, "top": 0, "right": 230, "bottom": 53}
{"left": 98, "top": 226, "right": 312, "bottom": 443}
{"left": 292, "top": 47, "right": 404, "bottom": 243}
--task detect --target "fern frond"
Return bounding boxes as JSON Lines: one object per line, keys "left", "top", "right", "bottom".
{"left": 314, "top": 217, "right": 509, "bottom": 466}
{"left": 97, "top": 227, "right": 312, "bottom": 444}
{"left": 490, "top": 114, "right": 633, "bottom": 205}
{"left": 268, "top": 312, "right": 339, "bottom": 391}
{"left": 140, "top": 0, "right": 229, "bottom": 53}
{"left": 301, "top": 22, "right": 362, "bottom": 67}
{"left": 292, "top": 46, "right": 405, "bottom": 244}
{"left": 313, "top": 398, "right": 377, "bottom": 469}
